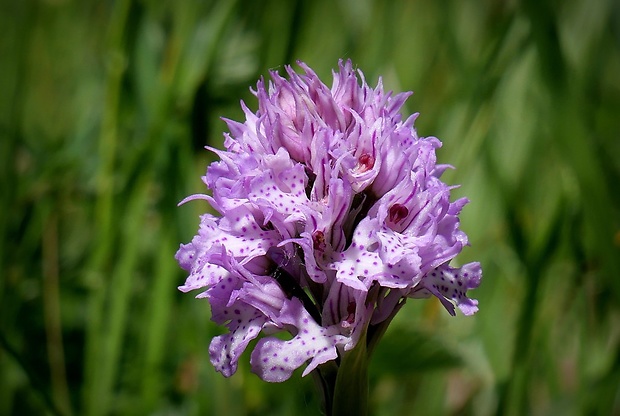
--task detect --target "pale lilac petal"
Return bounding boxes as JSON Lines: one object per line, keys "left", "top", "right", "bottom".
{"left": 322, "top": 281, "right": 372, "bottom": 350}
{"left": 250, "top": 298, "right": 347, "bottom": 382}
{"left": 332, "top": 218, "right": 422, "bottom": 291}
{"left": 410, "top": 262, "right": 482, "bottom": 316}
{"left": 209, "top": 308, "right": 268, "bottom": 377}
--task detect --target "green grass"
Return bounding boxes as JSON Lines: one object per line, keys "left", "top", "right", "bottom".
{"left": 1, "top": 0, "right": 619, "bottom": 415}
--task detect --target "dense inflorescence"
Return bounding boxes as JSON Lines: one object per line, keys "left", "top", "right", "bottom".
{"left": 176, "top": 60, "right": 481, "bottom": 382}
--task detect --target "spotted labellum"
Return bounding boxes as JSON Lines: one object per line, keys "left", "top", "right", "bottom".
{"left": 176, "top": 60, "right": 481, "bottom": 412}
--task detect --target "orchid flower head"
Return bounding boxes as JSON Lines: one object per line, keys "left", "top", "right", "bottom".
{"left": 176, "top": 60, "right": 481, "bottom": 382}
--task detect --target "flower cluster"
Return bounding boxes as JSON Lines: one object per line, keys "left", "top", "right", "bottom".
{"left": 176, "top": 60, "right": 481, "bottom": 383}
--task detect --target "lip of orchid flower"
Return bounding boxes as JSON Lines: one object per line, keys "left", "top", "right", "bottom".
{"left": 176, "top": 59, "right": 481, "bottom": 384}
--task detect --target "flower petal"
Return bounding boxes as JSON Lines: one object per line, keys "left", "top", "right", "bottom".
{"left": 209, "top": 308, "right": 268, "bottom": 377}
{"left": 250, "top": 298, "right": 347, "bottom": 382}
{"left": 411, "top": 262, "right": 482, "bottom": 316}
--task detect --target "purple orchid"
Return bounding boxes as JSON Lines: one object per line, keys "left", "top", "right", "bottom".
{"left": 176, "top": 60, "right": 481, "bottom": 404}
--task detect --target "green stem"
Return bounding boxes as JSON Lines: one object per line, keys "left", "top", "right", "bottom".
{"left": 312, "top": 361, "right": 338, "bottom": 415}
{"left": 331, "top": 334, "right": 369, "bottom": 416}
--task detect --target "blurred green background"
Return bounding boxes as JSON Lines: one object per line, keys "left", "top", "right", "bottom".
{"left": 1, "top": 0, "right": 619, "bottom": 415}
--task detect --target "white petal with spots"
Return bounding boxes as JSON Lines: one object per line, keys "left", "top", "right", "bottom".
{"left": 250, "top": 298, "right": 347, "bottom": 382}
{"left": 411, "top": 262, "right": 482, "bottom": 316}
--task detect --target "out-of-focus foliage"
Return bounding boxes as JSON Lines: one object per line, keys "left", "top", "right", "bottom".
{"left": 1, "top": 0, "right": 619, "bottom": 415}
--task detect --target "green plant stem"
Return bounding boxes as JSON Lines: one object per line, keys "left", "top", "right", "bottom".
{"left": 331, "top": 334, "right": 369, "bottom": 416}
{"left": 312, "top": 361, "right": 338, "bottom": 415}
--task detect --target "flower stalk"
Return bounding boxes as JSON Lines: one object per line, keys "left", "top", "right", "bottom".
{"left": 331, "top": 332, "right": 369, "bottom": 416}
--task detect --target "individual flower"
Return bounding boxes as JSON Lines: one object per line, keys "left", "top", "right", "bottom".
{"left": 176, "top": 60, "right": 481, "bottom": 408}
